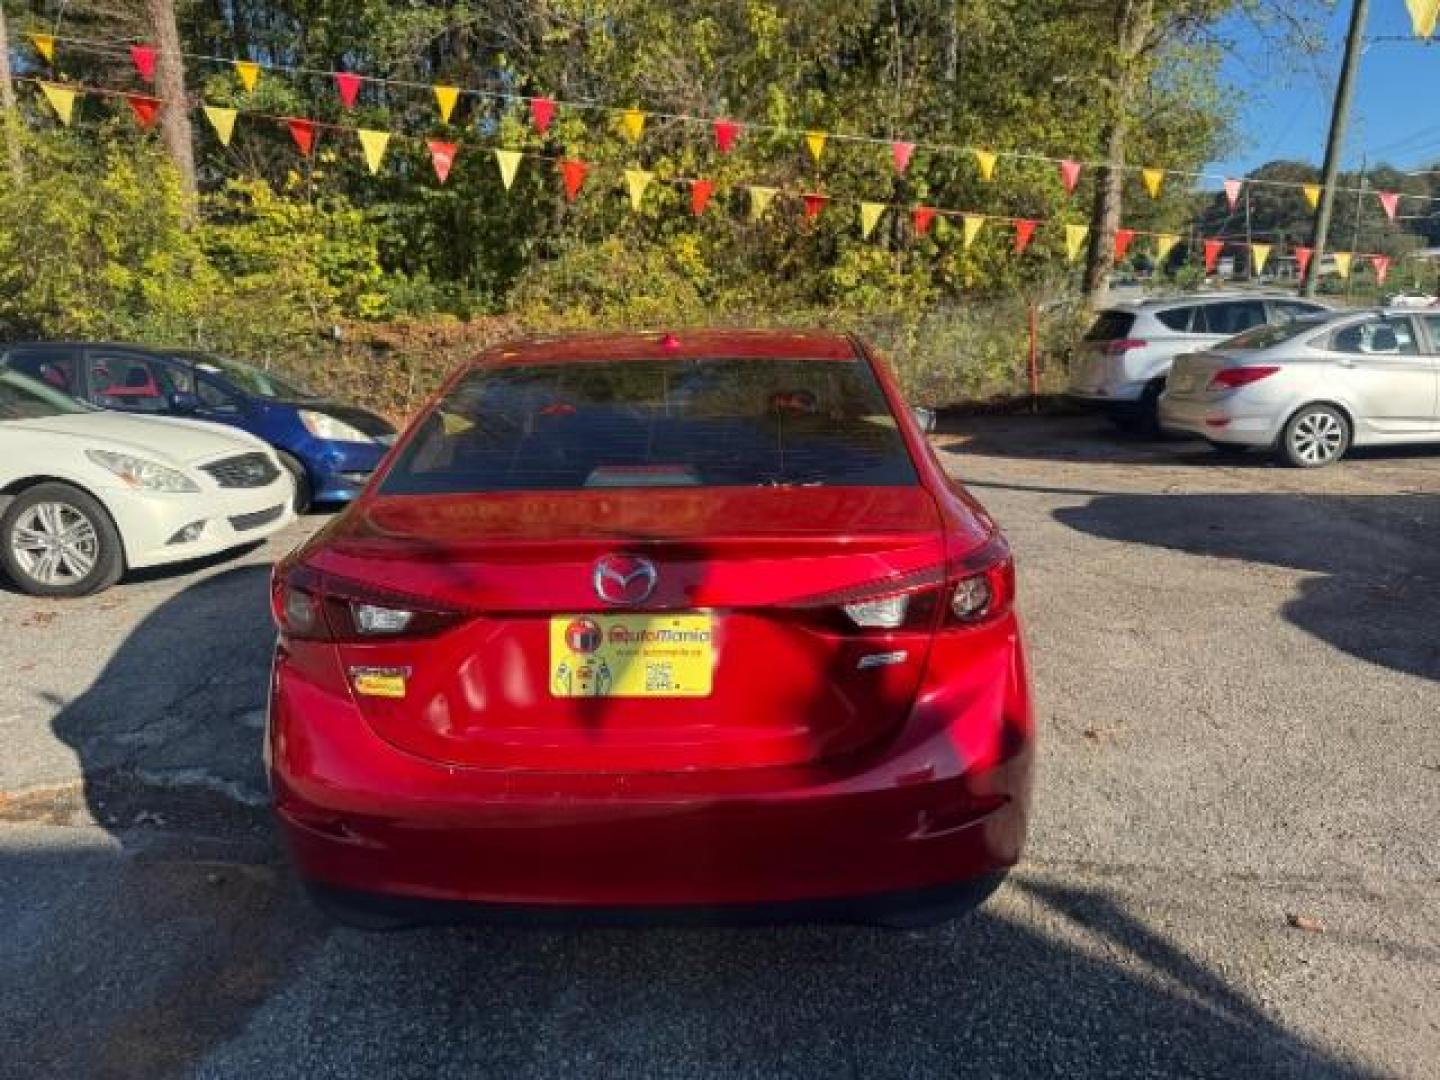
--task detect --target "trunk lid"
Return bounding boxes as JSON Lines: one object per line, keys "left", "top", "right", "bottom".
{"left": 1165, "top": 351, "right": 1233, "bottom": 398}
{"left": 312, "top": 486, "right": 946, "bottom": 773}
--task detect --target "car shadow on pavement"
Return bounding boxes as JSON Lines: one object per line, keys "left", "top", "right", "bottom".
{"left": 1054, "top": 492, "right": 1440, "bottom": 683}
{"left": 936, "top": 414, "right": 1440, "bottom": 470}
{"left": 2, "top": 563, "right": 1380, "bottom": 1077}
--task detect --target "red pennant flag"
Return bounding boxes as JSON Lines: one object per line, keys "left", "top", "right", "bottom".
{"left": 287, "top": 118, "right": 317, "bottom": 158}
{"left": 334, "top": 72, "right": 362, "bottom": 108}
{"left": 690, "top": 178, "right": 715, "bottom": 216}
{"left": 1223, "top": 178, "right": 1242, "bottom": 210}
{"left": 891, "top": 141, "right": 915, "bottom": 175}
{"left": 1202, "top": 238, "right": 1224, "bottom": 273}
{"left": 1059, "top": 159, "right": 1081, "bottom": 195}
{"left": 1370, "top": 253, "right": 1391, "bottom": 284}
{"left": 802, "top": 193, "right": 829, "bottom": 221}
{"left": 1294, "top": 245, "right": 1313, "bottom": 277}
{"left": 911, "top": 206, "right": 937, "bottom": 236}
{"left": 428, "top": 140, "right": 457, "bottom": 184}
{"left": 124, "top": 93, "right": 162, "bottom": 128}
{"left": 1013, "top": 219, "right": 1038, "bottom": 255}
{"left": 559, "top": 158, "right": 587, "bottom": 201}
{"left": 1378, "top": 191, "right": 1399, "bottom": 221}
{"left": 530, "top": 97, "right": 556, "bottom": 134}
{"left": 713, "top": 118, "right": 741, "bottom": 153}
{"left": 1114, "top": 228, "right": 1136, "bottom": 261}
{"left": 130, "top": 44, "right": 157, "bottom": 83}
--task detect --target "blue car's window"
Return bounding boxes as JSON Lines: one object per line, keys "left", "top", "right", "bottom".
{"left": 188, "top": 354, "right": 317, "bottom": 401}
{"left": 382, "top": 357, "right": 918, "bottom": 494}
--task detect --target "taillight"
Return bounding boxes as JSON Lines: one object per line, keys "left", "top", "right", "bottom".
{"left": 270, "top": 563, "right": 467, "bottom": 642}
{"left": 945, "top": 534, "right": 1016, "bottom": 627}
{"left": 1208, "top": 365, "right": 1280, "bottom": 390}
{"left": 1104, "top": 338, "right": 1148, "bottom": 356}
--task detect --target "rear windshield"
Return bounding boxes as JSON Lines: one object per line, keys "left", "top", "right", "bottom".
{"left": 1083, "top": 311, "right": 1136, "bottom": 341}
{"left": 381, "top": 357, "right": 917, "bottom": 494}
{"left": 1220, "top": 319, "right": 1329, "bottom": 351}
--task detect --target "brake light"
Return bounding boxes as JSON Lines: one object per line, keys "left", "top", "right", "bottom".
{"left": 1104, "top": 338, "right": 1148, "bottom": 356}
{"left": 1208, "top": 365, "right": 1280, "bottom": 390}
{"left": 946, "top": 534, "right": 1016, "bottom": 627}
{"left": 270, "top": 563, "right": 467, "bottom": 642}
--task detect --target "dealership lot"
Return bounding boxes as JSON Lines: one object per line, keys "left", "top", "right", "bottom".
{"left": 0, "top": 415, "right": 1435, "bottom": 1079}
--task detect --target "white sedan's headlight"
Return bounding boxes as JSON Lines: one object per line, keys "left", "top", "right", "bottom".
{"left": 300, "top": 410, "right": 373, "bottom": 443}
{"left": 85, "top": 449, "right": 201, "bottom": 493}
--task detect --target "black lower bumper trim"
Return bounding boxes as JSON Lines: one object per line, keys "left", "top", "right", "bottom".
{"left": 305, "top": 871, "right": 1010, "bottom": 932}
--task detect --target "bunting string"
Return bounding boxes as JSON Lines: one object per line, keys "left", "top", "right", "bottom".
{"left": 23, "top": 29, "right": 1431, "bottom": 209}
{"left": 9, "top": 71, "right": 1403, "bottom": 271}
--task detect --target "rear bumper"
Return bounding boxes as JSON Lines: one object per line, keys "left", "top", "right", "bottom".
{"left": 268, "top": 619, "right": 1034, "bottom": 916}
{"left": 1159, "top": 394, "right": 1279, "bottom": 446}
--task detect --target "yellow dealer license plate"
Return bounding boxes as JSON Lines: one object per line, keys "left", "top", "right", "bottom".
{"left": 549, "top": 614, "right": 714, "bottom": 698}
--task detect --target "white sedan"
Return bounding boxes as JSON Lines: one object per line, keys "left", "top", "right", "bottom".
{"left": 0, "top": 366, "right": 295, "bottom": 596}
{"left": 1160, "top": 310, "right": 1440, "bottom": 467}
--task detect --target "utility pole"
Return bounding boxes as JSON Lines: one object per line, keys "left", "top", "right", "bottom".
{"left": 1303, "top": 0, "right": 1369, "bottom": 297}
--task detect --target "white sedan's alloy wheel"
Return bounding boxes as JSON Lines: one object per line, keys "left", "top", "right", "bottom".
{"left": 10, "top": 501, "right": 100, "bottom": 585}
{"left": 1282, "top": 406, "right": 1349, "bottom": 468}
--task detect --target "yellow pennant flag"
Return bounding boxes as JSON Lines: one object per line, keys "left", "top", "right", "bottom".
{"left": 805, "top": 131, "right": 826, "bottom": 164}
{"left": 961, "top": 214, "right": 984, "bottom": 248}
{"left": 434, "top": 85, "right": 460, "bottom": 124}
{"left": 1250, "top": 242, "right": 1272, "bottom": 275}
{"left": 749, "top": 185, "right": 778, "bottom": 221}
{"left": 859, "top": 202, "right": 885, "bottom": 239}
{"left": 1333, "top": 251, "right": 1353, "bottom": 279}
{"left": 1064, "top": 223, "right": 1089, "bottom": 263}
{"left": 1154, "top": 233, "right": 1180, "bottom": 263}
{"left": 621, "top": 108, "right": 646, "bottom": 142}
{"left": 357, "top": 129, "right": 391, "bottom": 175}
{"left": 203, "top": 105, "right": 238, "bottom": 147}
{"left": 1141, "top": 168, "right": 1164, "bottom": 199}
{"left": 39, "top": 82, "right": 77, "bottom": 126}
{"left": 30, "top": 33, "right": 56, "bottom": 64}
{"left": 1302, "top": 183, "right": 1320, "bottom": 210}
{"left": 973, "top": 149, "right": 997, "bottom": 181}
{"left": 493, "top": 149, "right": 522, "bottom": 191}
{"left": 1406, "top": 0, "right": 1440, "bottom": 37}
{"left": 624, "top": 168, "right": 653, "bottom": 211}
{"left": 235, "top": 60, "right": 260, "bottom": 92}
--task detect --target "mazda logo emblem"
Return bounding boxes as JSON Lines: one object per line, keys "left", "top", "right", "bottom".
{"left": 593, "top": 555, "right": 658, "bottom": 605}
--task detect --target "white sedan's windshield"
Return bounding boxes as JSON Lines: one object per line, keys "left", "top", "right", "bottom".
{"left": 0, "top": 368, "right": 93, "bottom": 420}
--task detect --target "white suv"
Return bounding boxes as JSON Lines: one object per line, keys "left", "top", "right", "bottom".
{"left": 1068, "top": 293, "right": 1330, "bottom": 433}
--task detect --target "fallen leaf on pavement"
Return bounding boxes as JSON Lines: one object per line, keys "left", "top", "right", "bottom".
{"left": 1286, "top": 913, "right": 1325, "bottom": 933}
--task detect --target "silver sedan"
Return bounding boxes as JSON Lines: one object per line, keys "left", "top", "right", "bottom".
{"left": 1159, "top": 309, "right": 1440, "bottom": 467}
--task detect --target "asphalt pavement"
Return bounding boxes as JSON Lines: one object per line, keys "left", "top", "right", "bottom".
{"left": 1, "top": 415, "right": 1435, "bottom": 1079}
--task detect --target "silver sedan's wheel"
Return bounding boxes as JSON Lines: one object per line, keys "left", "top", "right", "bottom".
{"left": 1279, "top": 405, "right": 1350, "bottom": 468}
{"left": 0, "top": 482, "right": 125, "bottom": 597}
{"left": 11, "top": 502, "right": 99, "bottom": 586}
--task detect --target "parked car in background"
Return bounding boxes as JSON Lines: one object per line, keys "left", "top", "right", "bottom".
{"left": 268, "top": 329, "right": 1033, "bottom": 929}
{"left": 1068, "top": 293, "right": 1331, "bottom": 433}
{"left": 0, "top": 367, "right": 294, "bottom": 597}
{"left": 1160, "top": 310, "right": 1440, "bottom": 467}
{"left": 0, "top": 343, "right": 396, "bottom": 512}
{"left": 1382, "top": 292, "right": 1438, "bottom": 310}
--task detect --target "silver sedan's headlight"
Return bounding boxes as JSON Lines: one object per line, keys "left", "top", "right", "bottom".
{"left": 85, "top": 449, "right": 201, "bottom": 493}
{"left": 300, "top": 410, "right": 373, "bottom": 443}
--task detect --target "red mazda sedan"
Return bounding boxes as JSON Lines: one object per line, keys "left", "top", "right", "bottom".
{"left": 267, "top": 330, "right": 1033, "bottom": 927}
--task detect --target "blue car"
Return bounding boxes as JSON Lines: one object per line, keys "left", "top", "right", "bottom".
{"left": 0, "top": 342, "right": 396, "bottom": 511}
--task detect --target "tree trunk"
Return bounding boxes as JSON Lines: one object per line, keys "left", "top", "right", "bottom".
{"left": 1081, "top": 0, "right": 1154, "bottom": 309}
{"left": 145, "top": 0, "right": 198, "bottom": 215}
{"left": 0, "top": 3, "right": 24, "bottom": 184}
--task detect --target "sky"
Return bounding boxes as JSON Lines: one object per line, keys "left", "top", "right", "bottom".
{"left": 1208, "top": 1, "right": 1440, "bottom": 182}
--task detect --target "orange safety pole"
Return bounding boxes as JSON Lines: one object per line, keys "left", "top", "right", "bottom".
{"left": 1027, "top": 303, "right": 1040, "bottom": 412}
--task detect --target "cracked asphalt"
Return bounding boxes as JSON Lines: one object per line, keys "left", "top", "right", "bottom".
{"left": 0, "top": 414, "right": 1436, "bottom": 1079}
